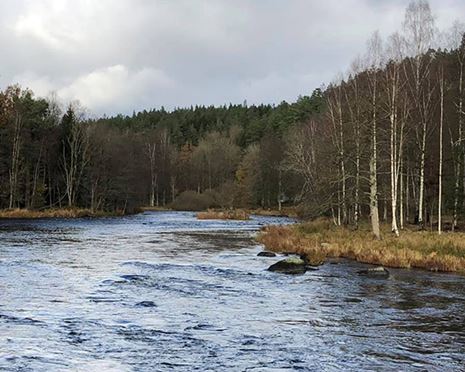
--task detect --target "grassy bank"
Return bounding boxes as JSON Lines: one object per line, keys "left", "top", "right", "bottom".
{"left": 257, "top": 219, "right": 465, "bottom": 273}
{"left": 195, "top": 207, "right": 298, "bottom": 220}
{"left": 248, "top": 207, "right": 298, "bottom": 218}
{"left": 197, "top": 209, "right": 250, "bottom": 220}
{"left": 140, "top": 206, "right": 172, "bottom": 212}
{"left": 0, "top": 208, "right": 124, "bottom": 219}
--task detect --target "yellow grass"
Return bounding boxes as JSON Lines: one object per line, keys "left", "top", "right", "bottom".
{"left": 0, "top": 208, "right": 123, "bottom": 219}
{"left": 140, "top": 206, "right": 172, "bottom": 211}
{"left": 248, "top": 207, "right": 298, "bottom": 218}
{"left": 197, "top": 209, "right": 250, "bottom": 220}
{"left": 257, "top": 218, "right": 465, "bottom": 273}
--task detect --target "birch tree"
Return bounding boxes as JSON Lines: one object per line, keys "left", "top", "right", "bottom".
{"left": 344, "top": 57, "right": 364, "bottom": 228}
{"left": 366, "top": 31, "right": 383, "bottom": 239}
{"left": 327, "top": 79, "right": 347, "bottom": 225}
{"left": 8, "top": 94, "right": 24, "bottom": 209}
{"left": 447, "top": 22, "right": 465, "bottom": 230}
{"left": 145, "top": 140, "right": 158, "bottom": 207}
{"left": 61, "top": 103, "right": 91, "bottom": 207}
{"left": 402, "top": 0, "right": 436, "bottom": 225}
{"left": 438, "top": 65, "right": 445, "bottom": 234}
{"left": 385, "top": 33, "right": 406, "bottom": 236}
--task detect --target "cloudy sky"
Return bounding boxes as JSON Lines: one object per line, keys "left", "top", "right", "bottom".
{"left": 0, "top": 0, "right": 463, "bottom": 116}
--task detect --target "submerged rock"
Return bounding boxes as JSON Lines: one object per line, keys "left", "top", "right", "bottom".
{"left": 257, "top": 251, "right": 277, "bottom": 257}
{"left": 357, "top": 266, "right": 390, "bottom": 278}
{"left": 268, "top": 256, "right": 307, "bottom": 274}
{"left": 135, "top": 301, "right": 157, "bottom": 307}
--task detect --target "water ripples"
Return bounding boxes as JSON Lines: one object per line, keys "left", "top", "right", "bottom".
{"left": 1, "top": 211, "right": 465, "bottom": 371}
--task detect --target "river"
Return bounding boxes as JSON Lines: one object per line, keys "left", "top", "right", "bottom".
{"left": 0, "top": 211, "right": 464, "bottom": 371}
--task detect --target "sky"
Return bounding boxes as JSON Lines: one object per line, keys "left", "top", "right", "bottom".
{"left": 0, "top": 0, "right": 464, "bottom": 116}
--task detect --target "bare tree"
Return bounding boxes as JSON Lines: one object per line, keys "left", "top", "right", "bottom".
{"left": 366, "top": 31, "right": 383, "bottom": 239}
{"left": 145, "top": 139, "right": 158, "bottom": 207}
{"left": 61, "top": 102, "right": 91, "bottom": 207}
{"left": 447, "top": 22, "right": 465, "bottom": 230}
{"left": 327, "top": 78, "right": 347, "bottom": 225}
{"left": 402, "top": 0, "right": 436, "bottom": 225}
{"left": 9, "top": 101, "right": 23, "bottom": 209}
{"left": 438, "top": 65, "right": 445, "bottom": 234}
{"left": 344, "top": 57, "right": 364, "bottom": 228}
{"left": 384, "top": 32, "right": 407, "bottom": 236}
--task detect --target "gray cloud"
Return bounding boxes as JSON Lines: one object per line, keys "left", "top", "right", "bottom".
{"left": 0, "top": 0, "right": 464, "bottom": 116}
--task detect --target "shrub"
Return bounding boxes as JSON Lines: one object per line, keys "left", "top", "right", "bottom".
{"left": 170, "top": 191, "right": 216, "bottom": 211}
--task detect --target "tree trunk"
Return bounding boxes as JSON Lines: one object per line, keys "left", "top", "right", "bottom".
{"left": 370, "top": 75, "right": 381, "bottom": 240}
{"left": 453, "top": 60, "right": 463, "bottom": 230}
{"left": 438, "top": 68, "right": 444, "bottom": 235}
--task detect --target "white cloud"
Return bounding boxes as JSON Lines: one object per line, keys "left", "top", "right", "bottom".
{"left": 58, "top": 65, "right": 174, "bottom": 115}
{"left": 1, "top": 0, "right": 464, "bottom": 115}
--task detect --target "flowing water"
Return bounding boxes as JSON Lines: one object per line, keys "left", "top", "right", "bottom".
{"left": 0, "top": 211, "right": 464, "bottom": 371}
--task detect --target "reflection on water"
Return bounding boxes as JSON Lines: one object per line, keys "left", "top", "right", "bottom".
{"left": 0, "top": 211, "right": 464, "bottom": 371}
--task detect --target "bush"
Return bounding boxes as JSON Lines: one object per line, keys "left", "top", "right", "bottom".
{"left": 170, "top": 191, "right": 216, "bottom": 211}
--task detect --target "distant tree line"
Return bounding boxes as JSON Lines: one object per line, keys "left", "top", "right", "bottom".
{"left": 0, "top": 84, "right": 323, "bottom": 213}
{"left": 1, "top": 0, "right": 464, "bottom": 239}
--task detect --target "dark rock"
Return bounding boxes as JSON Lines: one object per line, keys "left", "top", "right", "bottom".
{"left": 357, "top": 266, "right": 390, "bottom": 278}
{"left": 268, "top": 257, "right": 307, "bottom": 274}
{"left": 257, "top": 251, "right": 277, "bottom": 257}
{"left": 135, "top": 301, "right": 157, "bottom": 307}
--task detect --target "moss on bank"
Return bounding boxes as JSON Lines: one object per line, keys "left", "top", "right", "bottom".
{"left": 0, "top": 208, "right": 125, "bottom": 219}
{"left": 257, "top": 218, "right": 465, "bottom": 273}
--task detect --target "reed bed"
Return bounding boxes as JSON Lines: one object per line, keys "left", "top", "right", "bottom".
{"left": 0, "top": 208, "right": 121, "bottom": 219}
{"left": 257, "top": 219, "right": 465, "bottom": 273}
{"left": 197, "top": 209, "right": 250, "bottom": 220}
{"left": 248, "top": 207, "right": 298, "bottom": 218}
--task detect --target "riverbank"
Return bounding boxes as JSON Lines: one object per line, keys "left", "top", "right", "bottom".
{"left": 248, "top": 207, "right": 298, "bottom": 218}
{"left": 0, "top": 208, "right": 125, "bottom": 219}
{"left": 257, "top": 219, "right": 465, "bottom": 273}
{"left": 197, "top": 209, "right": 250, "bottom": 220}
{"left": 196, "top": 207, "right": 298, "bottom": 220}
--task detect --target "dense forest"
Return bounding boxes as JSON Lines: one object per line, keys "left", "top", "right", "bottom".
{"left": 0, "top": 87, "right": 323, "bottom": 213}
{"left": 0, "top": 0, "right": 464, "bottom": 237}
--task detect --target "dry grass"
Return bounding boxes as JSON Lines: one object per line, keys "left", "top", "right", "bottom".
{"left": 257, "top": 218, "right": 465, "bottom": 273}
{"left": 248, "top": 207, "right": 298, "bottom": 218}
{"left": 197, "top": 209, "right": 250, "bottom": 220}
{"left": 0, "top": 208, "right": 122, "bottom": 219}
{"left": 140, "top": 206, "right": 172, "bottom": 212}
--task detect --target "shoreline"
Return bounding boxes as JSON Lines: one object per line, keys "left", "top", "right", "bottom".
{"left": 0, "top": 207, "right": 297, "bottom": 220}
{"left": 195, "top": 207, "right": 298, "bottom": 220}
{"left": 0, "top": 208, "right": 126, "bottom": 220}
{"left": 257, "top": 219, "right": 465, "bottom": 273}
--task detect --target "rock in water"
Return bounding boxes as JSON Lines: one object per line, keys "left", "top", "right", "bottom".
{"left": 135, "top": 301, "right": 157, "bottom": 307}
{"left": 268, "top": 257, "right": 307, "bottom": 274}
{"left": 257, "top": 251, "right": 277, "bottom": 257}
{"left": 357, "top": 266, "right": 390, "bottom": 278}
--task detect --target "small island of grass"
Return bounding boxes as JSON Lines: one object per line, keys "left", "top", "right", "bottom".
{"left": 197, "top": 209, "right": 250, "bottom": 220}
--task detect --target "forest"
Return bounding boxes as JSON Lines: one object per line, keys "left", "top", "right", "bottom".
{"left": 0, "top": 0, "right": 464, "bottom": 238}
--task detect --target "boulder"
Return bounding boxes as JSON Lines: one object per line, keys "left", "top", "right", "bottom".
{"left": 135, "top": 301, "right": 157, "bottom": 307}
{"left": 257, "top": 251, "right": 277, "bottom": 257}
{"left": 357, "top": 266, "right": 390, "bottom": 278}
{"left": 268, "top": 256, "right": 307, "bottom": 274}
